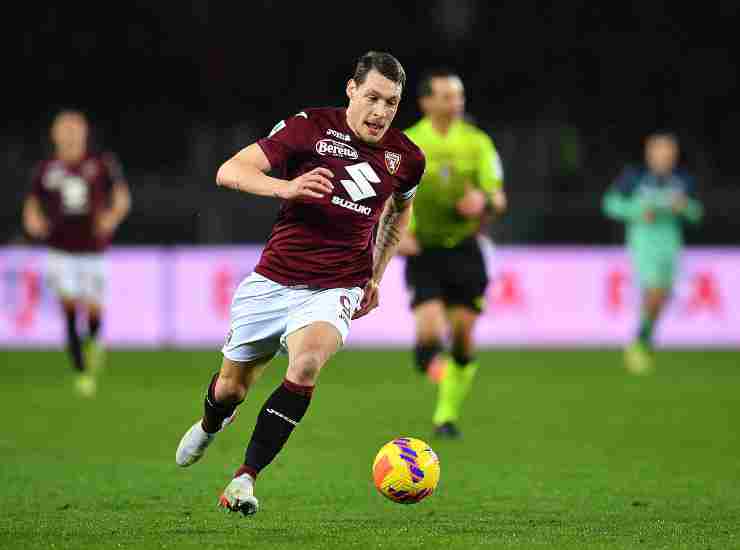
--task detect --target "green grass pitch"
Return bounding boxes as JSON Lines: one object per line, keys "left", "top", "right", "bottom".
{"left": 1, "top": 349, "right": 739, "bottom": 549}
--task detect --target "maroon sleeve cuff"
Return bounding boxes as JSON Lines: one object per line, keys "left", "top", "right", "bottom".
{"left": 257, "top": 138, "right": 288, "bottom": 171}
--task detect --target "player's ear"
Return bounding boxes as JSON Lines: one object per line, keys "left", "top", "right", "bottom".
{"left": 346, "top": 79, "right": 357, "bottom": 101}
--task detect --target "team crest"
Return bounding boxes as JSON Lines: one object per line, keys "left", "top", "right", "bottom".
{"left": 385, "top": 151, "right": 402, "bottom": 175}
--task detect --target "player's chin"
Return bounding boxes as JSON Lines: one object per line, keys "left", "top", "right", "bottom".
{"left": 361, "top": 131, "right": 385, "bottom": 144}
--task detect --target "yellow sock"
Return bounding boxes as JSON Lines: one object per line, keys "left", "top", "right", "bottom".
{"left": 433, "top": 359, "right": 478, "bottom": 425}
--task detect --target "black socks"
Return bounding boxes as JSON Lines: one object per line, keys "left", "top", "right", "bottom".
{"left": 415, "top": 343, "right": 443, "bottom": 372}
{"left": 242, "top": 379, "right": 314, "bottom": 479}
{"left": 65, "top": 309, "right": 84, "bottom": 372}
{"left": 202, "top": 373, "right": 243, "bottom": 434}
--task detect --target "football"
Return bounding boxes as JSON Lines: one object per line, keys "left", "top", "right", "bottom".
{"left": 372, "top": 437, "right": 440, "bottom": 504}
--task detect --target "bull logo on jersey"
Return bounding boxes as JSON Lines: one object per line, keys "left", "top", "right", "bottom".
{"left": 385, "top": 151, "right": 402, "bottom": 175}
{"left": 315, "top": 139, "right": 359, "bottom": 160}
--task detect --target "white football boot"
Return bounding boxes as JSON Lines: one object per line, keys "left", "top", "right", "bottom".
{"left": 175, "top": 411, "right": 236, "bottom": 467}
{"left": 218, "top": 474, "right": 259, "bottom": 516}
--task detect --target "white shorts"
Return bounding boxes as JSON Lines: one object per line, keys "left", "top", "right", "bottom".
{"left": 222, "top": 273, "right": 364, "bottom": 363}
{"left": 47, "top": 250, "right": 106, "bottom": 305}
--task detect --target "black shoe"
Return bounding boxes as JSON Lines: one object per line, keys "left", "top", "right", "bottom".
{"left": 434, "top": 422, "right": 461, "bottom": 439}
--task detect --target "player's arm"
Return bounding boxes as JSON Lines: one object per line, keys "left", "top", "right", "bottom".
{"left": 478, "top": 134, "right": 507, "bottom": 215}
{"left": 216, "top": 143, "right": 334, "bottom": 200}
{"left": 23, "top": 165, "right": 50, "bottom": 240}
{"left": 671, "top": 175, "right": 703, "bottom": 224}
{"left": 456, "top": 133, "right": 506, "bottom": 219}
{"left": 602, "top": 169, "right": 647, "bottom": 222}
{"left": 22, "top": 195, "right": 50, "bottom": 240}
{"left": 98, "top": 155, "right": 132, "bottom": 237}
{"left": 354, "top": 193, "right": 415, "bottom": 319}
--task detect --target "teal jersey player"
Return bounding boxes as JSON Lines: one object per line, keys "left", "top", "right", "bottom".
{"left": 602, "top": 133, "right": 703, "bottom": 373}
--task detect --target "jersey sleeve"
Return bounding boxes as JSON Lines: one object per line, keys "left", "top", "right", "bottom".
{"left": 678, "top": 173, "right": 703, "bottom": 224}
{"left": 394, "top": 148, "right": 425, "bottom": 202}
{"left": 257, "top": 111, "right": 314, "bottom": 170}
{"left": 602, "top": 167, "right": 643, "bottom": 222}
{"left": 477, "top": 132, "right": 503, "bottom": 192}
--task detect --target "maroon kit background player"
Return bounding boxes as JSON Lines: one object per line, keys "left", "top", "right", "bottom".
{"left": 175, "top": 51, "right": 425, "bottom": 516}
{"left": 22, "top": 110, "right": 131, "bottom": 396}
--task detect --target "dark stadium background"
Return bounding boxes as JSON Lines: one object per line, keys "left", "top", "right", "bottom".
{"left": 3, "top": 2, "right": 738, "bottom": 246}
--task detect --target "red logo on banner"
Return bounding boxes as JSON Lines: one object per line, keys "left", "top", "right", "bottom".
{"left": 685, "top": 271, "right": 722, "bottom": 315}
{"left": 13, "top": 268, "right": 41, "bottom": 331}
{"left": 488, "top": 271, "right": 524, "bottom": 311}
{"left": 213, "top": 266, "right": 235, "bottom": 320}
{"left": 606, "top": 267, "right": 629, "bottom": 314}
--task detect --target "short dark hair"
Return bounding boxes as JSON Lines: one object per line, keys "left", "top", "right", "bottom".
{"left": 353, "top": 51, "right": 406, "bottom": 89}
{"left": 417, "top": 68, "right": 460, "bottom": 98}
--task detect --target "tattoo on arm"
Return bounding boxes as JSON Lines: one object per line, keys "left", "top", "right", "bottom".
{"left": 373, "top": 197, "right": 410, "bottom": 276}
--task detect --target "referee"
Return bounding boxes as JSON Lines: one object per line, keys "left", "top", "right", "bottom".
{"left": 400, "top": 69, "right": 507, "bottom": 438}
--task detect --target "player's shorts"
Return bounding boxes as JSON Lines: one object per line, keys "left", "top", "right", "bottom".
{"left": 47, "top": 249, "right": 106, "bottom": 305}
{"left": 405, "top": 237, "right": 488, "bottom": 313}
{"left": 632, "top": 249, "right": 678, "bottom": 290}
{"left": 222, "top": 272, "right": 364, "bottom": 363}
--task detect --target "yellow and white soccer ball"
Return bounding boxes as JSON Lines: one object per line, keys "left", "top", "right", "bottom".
{"left": 372, "top": 437, "right": 440, "bottom": 504}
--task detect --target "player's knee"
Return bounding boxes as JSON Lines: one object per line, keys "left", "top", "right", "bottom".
{"left": 289, "top": 351, "right": 324, "bottom": 385}
{"left": 216, "top": 375, "right": 248, "bottom": 404}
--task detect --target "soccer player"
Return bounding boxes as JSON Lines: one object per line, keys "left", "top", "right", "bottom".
{"left": 603, "top": 132, "right": 703, "bottom": 373}
{"left": 22, "top": 110, "right": 131, "bottom": 396}
{"left": 399, "top": 69, "right": 506, "bottom": 439}
{"left": 175, "top": 52, "right": 425, "bottom": 516}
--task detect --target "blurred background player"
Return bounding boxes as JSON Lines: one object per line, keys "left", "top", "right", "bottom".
{"left": 400, "top": 69, "right": 506, "bottom": 438}
{"left": 22, "top": 110, "right": 131, "bottom": 396}
{"left": 603, "top": 132, "right": 702, "bottom": 373}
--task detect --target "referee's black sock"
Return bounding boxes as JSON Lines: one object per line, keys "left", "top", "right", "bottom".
{"left": 64, "top": 307, "right": 84, "bottom": 372}
{"left": 451, "top": 346, "right": 474, "bottom": 368}
{"left": 242, "top": 379, "right": 314, "bottom": 479}
{"left": 415, "top": 343, "right": 443, "bottom": 373}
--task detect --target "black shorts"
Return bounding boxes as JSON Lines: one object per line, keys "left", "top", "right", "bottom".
{"left": 405, "top": 237, "right": 489, "bottom": 313}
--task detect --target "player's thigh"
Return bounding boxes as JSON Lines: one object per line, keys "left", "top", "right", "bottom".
{"left": 47, "top": 250, "right": 81, "bottom": 303}
{"left": 285, "top": 321, "right": 342, "bottom": 365}
{"left": 222, "top": 273, "right": 291, "bottom": 364}
{"left": 405, "top": 252, "right": 444, "bottom": 311}
{"left": 282, "top": 286, "right": 363, "bottom": 380}
{"left": 413, "top": 300, "right": 447, "bottom": 343}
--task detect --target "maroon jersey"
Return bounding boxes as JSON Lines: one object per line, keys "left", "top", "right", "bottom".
{"left": 255, "top": 107, "right": 425, "bottom": 289}
{"left": 29, "top": 153, "right": 124, "bottom": 253}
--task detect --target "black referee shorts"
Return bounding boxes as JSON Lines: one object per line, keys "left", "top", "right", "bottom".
{"left": 404, "top": 237, "right": 489, "bottom": 313}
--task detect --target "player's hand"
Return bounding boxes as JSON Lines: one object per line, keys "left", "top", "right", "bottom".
{"left": 278, "top": 168, "right": 334, "bottom": 200}
{"left": 491, "top": 189, "right": 507, "bottom": 214}
{"left": 397, "top": 233, "right": 421, "bottom": 256}
{"left": 671, "top": 194, "right": 688, "bottom": 214}
{"left": 96, "top": 212, "right": 119, "bottom": 238}
{"left": 643, "top": 208, "right": 656, "bottom": 223}
{"left": 353, "top": 279, "right": 379, "bottom": 319}
{"left": 26, "top": 217, "right": 50, "bottom": 240}
{"left": 456, "top": 187, "right": 487, "bottom": 219}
